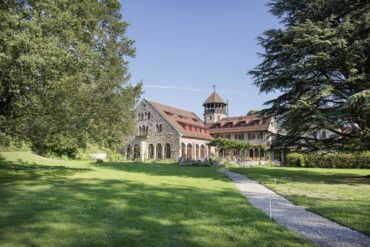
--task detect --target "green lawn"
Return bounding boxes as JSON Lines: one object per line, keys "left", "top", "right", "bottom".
{"left": 0, "top": 152, "right": 312, "bottom": 247}
{"left": 230, "top": 167, "right": 370, "bottom": 236}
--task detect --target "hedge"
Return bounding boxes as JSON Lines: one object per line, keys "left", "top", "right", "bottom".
{"left": 286, "top": 152, "right": 370, "bottom": 168}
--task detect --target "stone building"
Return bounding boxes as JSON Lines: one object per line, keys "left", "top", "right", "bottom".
{"left": 203, "top": 91, "right": 278, "bottom": 160}
{"left": 125, "top": 99, "right": 213, "bottom": 161}
{"left": 125, "top": 89, "right": 279, "bottom": 162}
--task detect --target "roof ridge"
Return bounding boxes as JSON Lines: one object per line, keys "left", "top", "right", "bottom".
{"left": 148, "top": 100, "right": 197, "bottom": 117}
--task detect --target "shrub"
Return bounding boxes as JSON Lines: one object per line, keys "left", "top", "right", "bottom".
{"left": 108, "top": 153, "right": 125, "bottom": 162}
{"left": 286, "top": 153, "right": 305, "bottom": 167}
{"left": 285, "top": 152, "right": 370, "bottom": 168}
{"left": 0, "top": 133, "right": 31, "bottom": 152}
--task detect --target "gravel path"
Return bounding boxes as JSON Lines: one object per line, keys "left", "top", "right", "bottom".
{"left": 219, "top": 169, "right": 370, "bottom": 247}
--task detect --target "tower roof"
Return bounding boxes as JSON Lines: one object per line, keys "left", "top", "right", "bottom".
{"left": 203, "top": 91, "right": 226, "bottom": 106}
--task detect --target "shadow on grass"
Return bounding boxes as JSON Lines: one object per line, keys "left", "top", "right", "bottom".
{"left": 230, "top": 167, "right": 370, "bottom": 186}
{"left": 0, "top": 155, "right": 92, "bottom": 182}
{"left": 93, "top": 161, "right": 229, "bottom": 181}
{"left": 0, "top": 175, "right": 311, "bottom": 247}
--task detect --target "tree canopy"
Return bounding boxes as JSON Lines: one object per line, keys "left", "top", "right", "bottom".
{"left": 250, "top": 0, "right": 370, "bottom": 151}
{"left": 0, "top": 0, "right": 141, "bottom": 156}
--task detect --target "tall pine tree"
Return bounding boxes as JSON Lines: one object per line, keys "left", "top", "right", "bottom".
{"left": 0, "top": 0, "right": 141, "bottom": 155}
{"left": 250, "top": 0, "right": 370, "bottom": 151}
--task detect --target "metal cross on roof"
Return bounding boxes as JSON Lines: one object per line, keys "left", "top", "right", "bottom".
{"left": 212, "top": 84, "right": 216, "bottom": 92}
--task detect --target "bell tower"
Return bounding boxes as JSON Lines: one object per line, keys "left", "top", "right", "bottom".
{"left": 203, "top": 85, "right": 228, "bottom": 124}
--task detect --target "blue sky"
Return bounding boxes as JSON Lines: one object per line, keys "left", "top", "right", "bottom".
{"left": 120, "top": 0, "right": 281, "bottom": 118}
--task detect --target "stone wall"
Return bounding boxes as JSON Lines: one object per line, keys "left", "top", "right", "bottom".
{"left": 124, "top": 100, "right": 181, "bottom": 161}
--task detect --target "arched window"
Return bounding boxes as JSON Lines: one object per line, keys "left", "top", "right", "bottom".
{"left": 126, "top": 145, "right": 132, "bottom": 159}
{"left": 145, "top": 126, "right": 149, "bottom": 135}
{"left": 200, "top": 145, "right": 205, "bottom": 158}
{"left": 165, "top": 143, "right": 171, "bottom": 159}
{"left": 148, "top": 112, "right": 151, "bottom": 119}
{"left": 138, "top": 126, "right": 142, "bottom": 135}
{"left": 159, "top": 124, "right": 162, "bottom": 132}
{"left": 144, "top": 112, "right": 147, "bottom": 120}
{"left": 187, "top": 144, "right": 192, "bottom": 159}
{"left": 134, "top": 144, "right": 140, "bottom": 159}
{"left": 181, "top": 143, "right": 186, "bottom": 158}
{"left": 156, "top": 144, "right": 162, "bottom": 159}
{"left": 148, "top": 144, "right": 154, "bottom": 159}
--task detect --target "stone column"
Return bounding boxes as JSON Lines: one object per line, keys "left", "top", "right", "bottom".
{"left": 154, "top": 145, "right": 157, "bottom": 159}
{"left": 184, "top": 144, "right": 187, "bottom": 159}
{"left": 140, "top": 141, "right": 146, "bottom": 162}
{"left": 192, "top": 142, "right": 196, "bottom": 160}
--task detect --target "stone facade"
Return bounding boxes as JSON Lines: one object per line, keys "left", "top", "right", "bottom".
{"left": 125, "top": 99, "right": 212, "bottom": 161}
{"left": 124, "top": 91, "right": 279, "bottom": 162}
{"left": 125, "top": 100, "right": 180, "bottom": 160}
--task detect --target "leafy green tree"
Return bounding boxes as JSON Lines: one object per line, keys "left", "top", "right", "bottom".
{"left": 250, "top": 0, "right": 370, "bottom": 151}
{"left": 0, "top": 0, "right": 141, "bottom": 156}
{"left": 246, "top": 110, "right": 259, "bottom": 116}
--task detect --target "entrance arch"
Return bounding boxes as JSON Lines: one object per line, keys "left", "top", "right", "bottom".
{"left": 200, "top": 145, "right": 205, "bottom": 159}
{"left": 126, "top": 145, "right": 132, "bottom": 159}
{"left": 181, "top": 143, "right": 186, "bottom": 158}
{"left": 133, "top": 144, "right": 140, "bottom": 159}
{"left": 187, "top": 144, "right": 192, "bottom": 159}
{"left": 148, "top": 144, "right": 154, "bottom": 159}
{"left": 165, "top": 143, "right": 171, "bottom": 159}
{"left": 156, "top": 144, "right": 162, "bottom": 159}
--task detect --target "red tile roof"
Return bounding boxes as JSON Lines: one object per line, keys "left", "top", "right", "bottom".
{"left": 148, "top": 100, "right": 213, "bottom": 140}
{"left": 208, "top": 115, "right": 272, "bottom": 134}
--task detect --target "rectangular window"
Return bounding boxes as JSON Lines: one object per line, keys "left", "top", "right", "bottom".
{"left": 258, "top": 132, "right": 263, "bottom": 139}
{"left": 248, "top": 133, "right": 256, "bottom": 139}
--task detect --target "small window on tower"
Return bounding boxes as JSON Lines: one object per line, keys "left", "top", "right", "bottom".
{"left": 209, "top": 116, "right": 212, "bottom": 120}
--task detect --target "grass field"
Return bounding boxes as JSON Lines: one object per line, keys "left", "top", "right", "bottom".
{"left": 0, "top": 152, "right": 312, "bottom": 247}
{"left": 230, "top": 167, "right": 370, "bottom": 236}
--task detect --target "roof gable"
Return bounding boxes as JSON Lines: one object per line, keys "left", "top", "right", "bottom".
{"left": 147, "top": 100, "right": 213, "bottom": 140}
